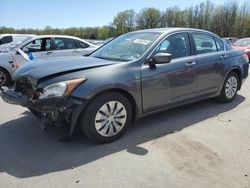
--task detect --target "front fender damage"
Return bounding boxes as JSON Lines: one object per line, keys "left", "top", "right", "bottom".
{"left": 0, "top": 87, "right": 86, "bottom": 141}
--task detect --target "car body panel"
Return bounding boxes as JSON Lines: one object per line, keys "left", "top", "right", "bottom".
{"left": 141, "top": 56, "right": 197, "bottom": 112}
{"left": 14, "top": 56, "right": 115, "bottom": 84}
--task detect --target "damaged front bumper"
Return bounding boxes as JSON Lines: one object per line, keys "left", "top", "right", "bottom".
{"left": 0, "top": 86, "right": 86, "bottom": 136}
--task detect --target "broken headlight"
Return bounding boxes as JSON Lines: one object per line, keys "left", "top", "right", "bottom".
{"left": 38, "top": 78, "right": 86, "bottom": 99}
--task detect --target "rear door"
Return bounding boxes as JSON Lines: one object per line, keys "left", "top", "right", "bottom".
{"left": 190, "top": 33, "right": 229, "bottom": 97}
{"left": 52, "top": 37, "right": 78, "bottom": 57}
{"left": 75, "top": 40, "right": 94, "bottom": 56}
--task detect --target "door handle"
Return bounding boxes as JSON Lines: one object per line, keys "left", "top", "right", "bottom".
{"left": 220, "top": 54, "right": 228, "bottom": 60}
{"left": 185, "top": 62, "right": 197, "bottom": 67}
{"left": 73, "top": 50, "right": 80, "bottom": 54}
{"left": 41, "top": 51, "right": 53, "bottom": 56}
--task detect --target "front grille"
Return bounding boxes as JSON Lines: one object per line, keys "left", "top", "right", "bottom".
{"left": 15, "top": 78, "right": 34, "bottom": 99}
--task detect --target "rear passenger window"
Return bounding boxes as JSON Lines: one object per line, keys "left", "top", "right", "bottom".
{"left": 78, "top": 41, "right": 89, "bottom": 49}
{"left": 54, "top": 38, "right": 77, "bottom": 50}
{"left": 215, "top": 38, "right": 225, "bottom": 51}
{"left": 192, "top": 33, "right": 217, "bottom": 54}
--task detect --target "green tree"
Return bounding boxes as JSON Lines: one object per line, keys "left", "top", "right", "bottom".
{"left": 137, "top": 8, "right": 161, "bottom": 29}
{"left": 113, "top": 9, "right": 136, "bottom": 35}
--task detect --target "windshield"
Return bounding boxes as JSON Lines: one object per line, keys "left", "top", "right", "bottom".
{"left": 234, "top": 39, "right": 250, "bottom": 46}
{"left": 91, "top": 32, "right": 161, "bottom": 61}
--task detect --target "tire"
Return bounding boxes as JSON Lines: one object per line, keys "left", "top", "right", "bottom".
{"left": 81, "top": 92, "right": 132, "bottom": 143}
{"left": 0, "top": 68, "right": 11, "bottom": 87}
{"left": 218, "top": 72, "right": 239, "bottom": 103}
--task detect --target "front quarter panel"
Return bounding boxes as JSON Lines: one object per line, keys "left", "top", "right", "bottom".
{"left": 62, "top": 62, "right": 142, "bottom": 114}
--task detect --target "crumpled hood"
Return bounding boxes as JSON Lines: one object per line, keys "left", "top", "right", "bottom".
{"left": 14, "top": 56, "right": 115, "bottom": 83}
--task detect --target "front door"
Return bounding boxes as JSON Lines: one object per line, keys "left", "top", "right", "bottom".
{"left": 17, "top": 37, "right": 53, "bottom": 66}
{"left": 141, "top": 32, "right": 197, "bottom": 113}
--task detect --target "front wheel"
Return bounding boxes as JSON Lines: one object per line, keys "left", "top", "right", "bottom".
{"left": 81, "top": 92, "right": 132, "bottom": 143}
{"left": 218, "top": 72, "right": 239, "bottom": 103}
{"left": 0, "top": 68, "right": 11, "bottom": 87}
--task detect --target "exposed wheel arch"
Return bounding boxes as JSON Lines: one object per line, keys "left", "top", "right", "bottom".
{"left": 230, "top": 68, "right": 242, "bottom": 90}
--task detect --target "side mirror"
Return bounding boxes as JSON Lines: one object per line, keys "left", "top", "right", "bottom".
{"left": 148, "top": 53, "right": 172, "bottom": 67}
{"left": 0, "top": 39, "right": 3, "bottom": 45}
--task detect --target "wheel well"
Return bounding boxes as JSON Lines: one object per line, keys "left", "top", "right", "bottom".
{"left": 0, "top": 67, "right": 10, "bottom": 76}
{"left": 231, "top": 69, "right": 242, "bottom": 90}
{"left": 0, "top": 66, "right": 12, "bottom": 84}
{"left": 89, "top": 89, "right": 138, "bottom": 122}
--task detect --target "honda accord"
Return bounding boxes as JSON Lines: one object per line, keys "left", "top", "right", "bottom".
{"left": 0, "top": 28, "right": 249, "bottom": 143}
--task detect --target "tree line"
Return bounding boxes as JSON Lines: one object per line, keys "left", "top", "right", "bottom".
{"left": 0, "top": 0, "right": 249, "bottom": 39}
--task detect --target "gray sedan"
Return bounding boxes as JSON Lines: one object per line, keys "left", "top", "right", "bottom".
{"left": 0, "top": 28, "right": 249, "bottom": 143}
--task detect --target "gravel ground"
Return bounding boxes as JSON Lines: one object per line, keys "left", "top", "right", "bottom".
{"left": 0, "top": 77, "right": 249, "bottom": 188}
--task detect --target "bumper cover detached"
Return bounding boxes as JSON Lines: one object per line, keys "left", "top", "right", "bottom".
{"left": 0, "top": 87, "right": 31, "bottom": 107}
{"left": 0, "top": 87, "right": 86, "bottom": 137}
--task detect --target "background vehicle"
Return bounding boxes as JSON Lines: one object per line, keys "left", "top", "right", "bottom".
{"left": 1, "top": 28, "right": 249, "bottom": 143}
{"left": 0, "top": 35, "right": 99, "bottom": 86}
{"left": 0, "top": 34, "right": 35, "bottom": 53}
{"left": 0, "top": 34, "right": 35, "bottom": 46}
{"left": 232, "top": 38, "right": 250, "bottom": 60}
{"left": 223, "top": 37, "right": 237, "bottom": 46}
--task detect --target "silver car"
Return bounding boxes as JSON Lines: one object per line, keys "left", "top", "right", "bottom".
{"left": 0, "top": 35, "right": 99, "bottom": 86}
{"left": 0, "top": 34, "right": 35, "bottom": 48}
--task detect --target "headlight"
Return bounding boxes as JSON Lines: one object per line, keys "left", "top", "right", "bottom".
{"left": 38, "top": 78, "right": 86, "bottom": 99}
{"left": 244, "top": 49, "right": 250, "bottom": 53}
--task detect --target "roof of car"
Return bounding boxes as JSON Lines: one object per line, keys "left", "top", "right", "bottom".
{"left": 31, "top": 35, "right": 83, "bottom": 39}
{"left": 132, "top": 27, "right": 218, "bottom": 36}
{"left": 19, "top": 35, "right": 98, "bottom": 47}
{"left": 237, "top": 38, "right": 250, "bottom": 40}
{"left": 0, "top": 34, "right": 36, "bottom": 37}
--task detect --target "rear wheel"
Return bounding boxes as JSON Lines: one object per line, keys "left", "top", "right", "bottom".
{"left": 81, "top": 92, "right": 132, "bottom": 143}
{"left": 218, "top": 72, "right": 239, "bottom": 103}
{"left": 0, "top": 68, "right": 11, "bottom": 87}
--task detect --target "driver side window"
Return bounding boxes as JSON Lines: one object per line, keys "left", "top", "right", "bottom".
{"left": 155, "top": 33, "right": 191, "bottom": 59}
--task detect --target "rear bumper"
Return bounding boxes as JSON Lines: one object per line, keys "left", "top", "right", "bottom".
{"left": 0, "top": 87, "right": 87, "bottom": 135}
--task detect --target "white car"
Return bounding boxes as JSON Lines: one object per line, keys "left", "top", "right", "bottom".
{"left": 0, "top": 35, "right": 99, "bottom": 86}
{"left": 0, "top": 34, "right": 35, "bottom": 50}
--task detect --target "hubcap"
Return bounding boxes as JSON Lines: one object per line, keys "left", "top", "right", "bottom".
{"left": 0, "top": 70, "right": 7, "bottom": 86}
{"left": 225, "top": 76, "right": 237, "bottom": 99}
{"left": 95, "top": 101, "right": 127, "bottom": 137}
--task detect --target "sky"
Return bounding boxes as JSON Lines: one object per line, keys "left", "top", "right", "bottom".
{"left": 0, "top": 0, "right": 246, "bottom": 29}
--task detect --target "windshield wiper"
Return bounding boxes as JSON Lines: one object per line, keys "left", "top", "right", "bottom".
{"left": 93, "top": 56, "right": 128, "bottom": 62}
